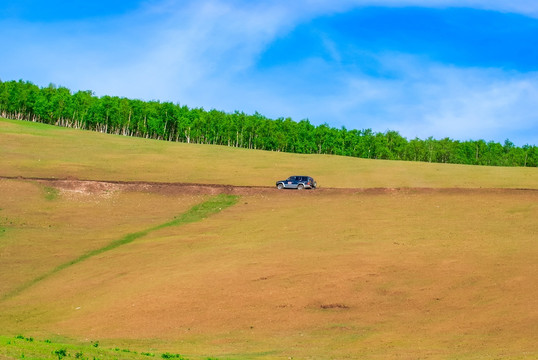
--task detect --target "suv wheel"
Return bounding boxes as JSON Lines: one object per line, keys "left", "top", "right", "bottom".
{"left": 277, "top": 183, "right": 284, "bottom": 190}
{"left": 297, "top": 184, "right": 304, "bottom": 190}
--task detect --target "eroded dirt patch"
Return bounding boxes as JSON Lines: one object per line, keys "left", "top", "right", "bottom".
{"left": 49, "top": 179, "right": 123, "bottom": 198}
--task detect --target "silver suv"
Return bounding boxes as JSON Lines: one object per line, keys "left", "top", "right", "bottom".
{"left": 276, "top": 176, "right": 317, "bottom": 190}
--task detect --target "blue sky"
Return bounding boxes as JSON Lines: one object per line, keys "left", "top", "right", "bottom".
{"left": 1, "top": 0, "right": 538, "bottom": 146}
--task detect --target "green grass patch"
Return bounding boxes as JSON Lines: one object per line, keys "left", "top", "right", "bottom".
{"left": 0, "top": 335, "right": 218, "bottom": 360}
{"left": 156, "top": 194, "right": 240, "bottom": 228}
{"left": 43, "top": 186, "right": 60, "bottom": 201}
{"left": 0, "top": 210, "right": 8, "bottom": 238}
{"left": 1, "top": 194, "right": 239, "bottom": 301}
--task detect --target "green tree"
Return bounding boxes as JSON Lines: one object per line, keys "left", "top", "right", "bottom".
{"left": 1, "top": 79, "right": 535, "bottom": 168}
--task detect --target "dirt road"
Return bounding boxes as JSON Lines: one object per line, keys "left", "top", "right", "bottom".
{"left": 2, "top": 176, "right": 536, "bottom": 196}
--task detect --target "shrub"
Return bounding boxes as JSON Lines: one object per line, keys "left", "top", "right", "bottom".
{"left": 161, "top": 353, "right": 186, "bottom": 359}
{"left": 54, "top": 348, "right": 67, "bottom": 360}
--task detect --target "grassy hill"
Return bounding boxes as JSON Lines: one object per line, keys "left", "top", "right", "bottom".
{"left": 1, "top": 118, "right": 537, "bottom": 359}
{"left": 2, "top": 118, "right": 537, "bottom": 189}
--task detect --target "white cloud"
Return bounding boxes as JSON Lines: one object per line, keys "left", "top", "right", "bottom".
{"left": 63, "top": 0, "right": 298, "bottom": 102}
{"left": 318, "top": 57, "right": 538, "bottom": 145}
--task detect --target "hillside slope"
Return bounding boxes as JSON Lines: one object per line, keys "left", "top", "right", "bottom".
{"left": 1, "top": 179, "right": 537, "bottom": 360}
{"left": 2, "top": 118, "right": 537, "bottom": 189}
{"left": 1, "top": 118, "right": 537, "bottom": 360}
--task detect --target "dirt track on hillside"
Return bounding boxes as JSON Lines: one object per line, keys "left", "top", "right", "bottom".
{"left": 2, "top": 176, "right": 536, "bottom": 196}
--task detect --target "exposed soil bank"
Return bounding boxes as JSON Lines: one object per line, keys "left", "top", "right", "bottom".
{"left": 1, "top": 175, "right": 536, "bottom": 196}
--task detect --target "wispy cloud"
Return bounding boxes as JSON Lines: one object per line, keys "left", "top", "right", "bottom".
{"left": 350, "top": 58, "right": 538, "bottom": 143}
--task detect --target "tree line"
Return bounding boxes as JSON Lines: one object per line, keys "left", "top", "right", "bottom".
{"left": 1, "top": 79, "right": 536, "bottom": 167}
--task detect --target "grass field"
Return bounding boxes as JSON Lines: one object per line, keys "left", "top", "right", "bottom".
{"left": 1, "top": 118, "right": 537, "bottom": 359}
{"left": 2, "top": 118, "right": 537, "bottom": 189}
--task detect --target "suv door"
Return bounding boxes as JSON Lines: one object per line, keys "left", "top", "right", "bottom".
{"left": 288, "top": 176, "right": 299, "bottom": 188}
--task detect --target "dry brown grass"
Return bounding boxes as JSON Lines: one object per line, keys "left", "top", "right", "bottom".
{"left": 1, "top": 178, "right": 536, "bottom": 359}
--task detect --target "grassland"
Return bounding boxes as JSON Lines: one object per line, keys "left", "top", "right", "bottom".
{"left": 0, "top": 335, "right": 190, "bottom": 360}
{"left": 0, "top": 118, "right": 537, "bottom": 359}
{"left": 2, "top": 118, "right": 537, "bottom": 189}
